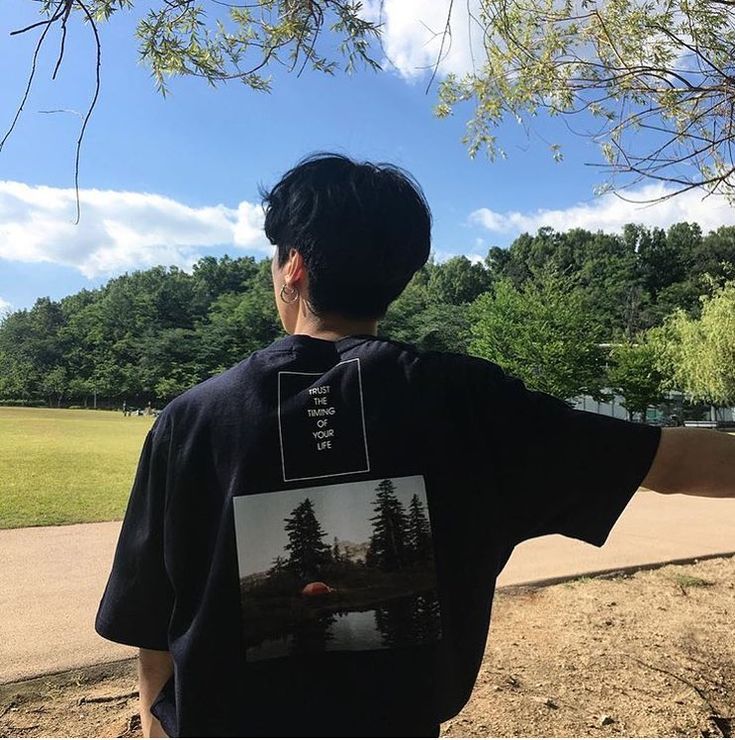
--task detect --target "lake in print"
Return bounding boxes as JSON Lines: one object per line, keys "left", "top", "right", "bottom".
{"left": 245, "top": 592, "right": 441, "bottom": 662}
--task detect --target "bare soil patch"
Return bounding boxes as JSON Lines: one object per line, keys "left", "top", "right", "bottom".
{"left": 2, "top": 556, "right": 733, "bottom": 738}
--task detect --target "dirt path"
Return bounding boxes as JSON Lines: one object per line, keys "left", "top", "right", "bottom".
{"left": 5, "top": 491, "right": 735, "bottom": 684}
{"left": 2, "top": 556, "right": 733, "bottom": 738}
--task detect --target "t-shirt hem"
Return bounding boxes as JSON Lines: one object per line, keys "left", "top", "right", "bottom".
{"left": 94, "top": 616, "right": 170, "bottom": 651}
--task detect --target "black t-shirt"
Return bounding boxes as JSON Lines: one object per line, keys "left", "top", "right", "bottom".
{"left": 96, "top": 334, "right": 661, "bottom": 737}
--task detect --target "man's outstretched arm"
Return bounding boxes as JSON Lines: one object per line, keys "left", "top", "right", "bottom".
{"left": 643, "top": 428, "right": 735, "bottom": 497}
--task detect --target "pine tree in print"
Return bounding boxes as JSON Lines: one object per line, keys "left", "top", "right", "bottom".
{"left": 283, "top": 498, "right": 332, "bottom": 578}
{"left": 367, "top": 479, "right": 410, "bottom": 572}
{"left": 407, "top": 494, "right": 433, "bottom": 565}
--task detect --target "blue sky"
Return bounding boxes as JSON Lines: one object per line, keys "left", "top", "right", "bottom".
{"left": 1, "top": 0, "right": 734, "bottom": 313}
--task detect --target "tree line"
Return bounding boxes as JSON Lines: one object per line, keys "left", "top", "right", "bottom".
{"left": 266, "top": 480, "right": 433, "bottom": 584}
{"left": 2, "top": 221, "right": 735, "bottom": 416}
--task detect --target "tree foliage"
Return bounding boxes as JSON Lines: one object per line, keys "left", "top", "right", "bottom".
{"left": 490, "top": 222, "right": 735, "bottom": 338}
{"left": 607, "top": 339, "right": 668, "bottom": 420}
{"left": 16, "top": 0, "right": 380, "bottom": 94}
{"left": 0, "top": 255, "right": 281, "bottom": 406}
{"left": 133, "top": 0, "right": 381, "bottom": 95}
{"left": 380, "top": 258, "right": 478, "bottom": 354}
{"left": 664, "top": 280, "right": 735, "bottom": 408}
{"left": 469, "top": 270, "right": 607, "bottom": 400}
{"left": 1, "top": 221, "right": 733, "bottom": 408}
{"left": 435, "top": 0, "right": 735, "bottom": 199}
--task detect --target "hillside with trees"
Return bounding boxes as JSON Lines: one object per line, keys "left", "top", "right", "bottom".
{"left": 1, "top": 221, "right": 734, "bottom": 415}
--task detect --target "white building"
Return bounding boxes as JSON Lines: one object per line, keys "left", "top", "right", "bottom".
{"left": 573, "top": 391, "right": 735, "bottom": 424}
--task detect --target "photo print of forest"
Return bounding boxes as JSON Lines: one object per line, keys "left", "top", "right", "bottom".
{"left": 233, "top": 476, "right": 442, "bottom": 662}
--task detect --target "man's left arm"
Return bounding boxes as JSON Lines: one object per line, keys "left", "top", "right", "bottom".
{"left": 96, "top": 415, "right": 175, "bottom": 735}
{"left": 139, "top": 648, "right": 173, "bottom": 738}
{"left": 642, "top": 428, "right": 735, "bottom": 497}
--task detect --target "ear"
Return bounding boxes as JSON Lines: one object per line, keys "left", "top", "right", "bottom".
{"left": 285, "top": 249, "right": 306, "bottom": 284}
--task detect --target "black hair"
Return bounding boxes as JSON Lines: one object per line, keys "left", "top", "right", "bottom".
{"left": 262, "top": 153, "right": 431, "bottom": 320}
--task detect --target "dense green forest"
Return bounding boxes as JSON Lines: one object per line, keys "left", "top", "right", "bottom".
{"left": 2, "top": 221, "right": 734, "bottom": 411}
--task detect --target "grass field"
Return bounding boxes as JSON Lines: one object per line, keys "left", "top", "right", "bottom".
{"left": 0, "top": 407, "right": 153, "bottom": 529}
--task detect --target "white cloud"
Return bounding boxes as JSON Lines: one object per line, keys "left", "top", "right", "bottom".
{"left": 360, "top": 1, "right": 702, "bottom": 97}
{"left": 470, "top": 184, "right": 735, "bottom": 239}
{"left": 434, "top": 249, "right": 485, "bottom": 264}
{"left": 0, "top": 297, "right": 11, "bottom": 314}
{"left": 0, "top": 181, "right": 271, "bottom": 278}
{"left": 362, "top": 0, "right": 482, "bottom": 79}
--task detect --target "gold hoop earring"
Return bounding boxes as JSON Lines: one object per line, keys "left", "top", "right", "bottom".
{"left": 280, "top": 283, "right": 299, "bottom": 304}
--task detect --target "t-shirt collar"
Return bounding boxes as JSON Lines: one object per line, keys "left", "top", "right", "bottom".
{"left": 268, "top": 333, "right": 375, "bottom": 353}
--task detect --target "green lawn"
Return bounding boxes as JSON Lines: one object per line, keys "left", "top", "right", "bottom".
{"left": 0, "top": 407, "right": 154, "bottom": 529}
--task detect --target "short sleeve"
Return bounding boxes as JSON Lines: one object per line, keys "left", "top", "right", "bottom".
{"left": 456, "top": 356, "right": 662, "bottom": 548}
{"left": 95, "top": 413, "right": 174, "bottom": 649}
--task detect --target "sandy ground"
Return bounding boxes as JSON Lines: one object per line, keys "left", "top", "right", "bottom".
{"left": 2, "top": 556, "right": 733, "bottom": 738}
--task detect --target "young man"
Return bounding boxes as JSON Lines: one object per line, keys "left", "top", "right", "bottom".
{"left": 96, "top": 154, "right": 735, "bottom": 738}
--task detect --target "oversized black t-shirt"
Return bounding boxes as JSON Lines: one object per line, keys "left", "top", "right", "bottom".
{"left": 96, "top": 334, "right": 661, "bottom": 737}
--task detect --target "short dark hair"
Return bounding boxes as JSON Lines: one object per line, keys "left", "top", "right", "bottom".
{"left": 262, "top": 153, "right": 431, "bottom": 320}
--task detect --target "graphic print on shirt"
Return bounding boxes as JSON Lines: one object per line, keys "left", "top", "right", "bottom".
{"left": 277, "top": 358, "right": 370, "bottom": 482}
{"left": 233, "top": 475, "right": 442, "bottom": 662}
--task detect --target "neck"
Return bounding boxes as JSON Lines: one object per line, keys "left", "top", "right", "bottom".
{"left": 291, "top": 311, "right": 378, "bottom": 341}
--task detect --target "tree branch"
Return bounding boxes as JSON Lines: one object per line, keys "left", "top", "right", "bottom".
{"left": 0, "top": 0, "right": 66, "bottom": 153}
{"left": 72, "top": 0, "right": 102, "bottom": 224}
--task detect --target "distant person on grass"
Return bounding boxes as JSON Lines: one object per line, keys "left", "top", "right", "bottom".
{"left": 96, "top": 154, "right": 735, "bottom": 738}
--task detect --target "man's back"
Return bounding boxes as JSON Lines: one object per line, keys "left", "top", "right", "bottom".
{"left": 96, "top": 333, "right": 661, "bottom": 736}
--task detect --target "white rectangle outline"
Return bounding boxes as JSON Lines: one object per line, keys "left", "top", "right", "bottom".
{"left": 277, "top": 357, "right": 371, "bottom": 483}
